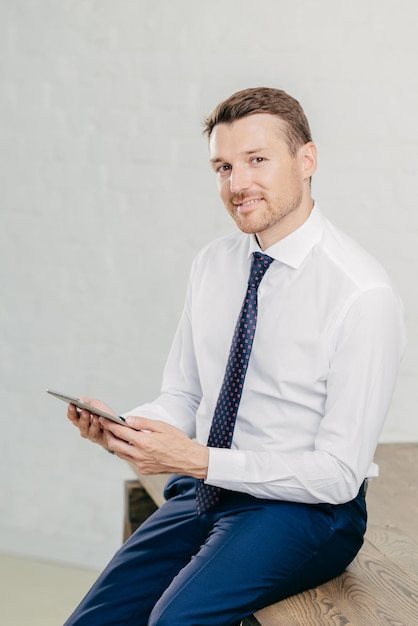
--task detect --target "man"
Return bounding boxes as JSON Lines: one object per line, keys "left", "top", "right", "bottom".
{"left": 65, "top": 87, "right": 405, "bottom": 625}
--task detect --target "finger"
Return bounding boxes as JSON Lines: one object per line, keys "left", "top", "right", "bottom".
{"left": 100, "top": 418, "right": 134, "bottom": 442}
{"left": 106, "top": 431, "right": 138, "bottom": 457}
{"left": 67, "top": 403, "right": 80, "bottom": 423}
{"left": 77, "top": 410, "right": 98, "bottom": 437}
{"left": 87, "top": 414, "right": 103, "bottom": 441}
{"left": 102, "top": 429, "right": 113, "bottom": 450}
{"left": 124, "top": 415, "right": 161, "bottom": 432}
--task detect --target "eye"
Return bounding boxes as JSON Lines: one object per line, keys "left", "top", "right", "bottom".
{"left": 251, "top": 156, "right": 265, "bottom": 164}
{"left": 217, "top": 164, "right": 231, "bottom": 174}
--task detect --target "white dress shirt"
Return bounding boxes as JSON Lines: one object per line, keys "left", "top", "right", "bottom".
{"left": 130, "top": 205, "right": 406, "bottom": 505}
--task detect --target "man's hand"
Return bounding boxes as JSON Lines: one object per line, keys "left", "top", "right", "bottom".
{"left": 100, "top": 415, "right": 209, "bottom": 479}
{"left": 67, "top": 398, "right": 117, "bottom": 452}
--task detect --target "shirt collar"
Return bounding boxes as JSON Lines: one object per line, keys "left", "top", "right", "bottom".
{"left": 248, "top": 203, "right": 325, "bottom": 269}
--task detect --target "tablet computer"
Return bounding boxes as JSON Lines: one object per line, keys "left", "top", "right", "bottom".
{"left": 47, "top": 389, "right": 129, "bottom": 426}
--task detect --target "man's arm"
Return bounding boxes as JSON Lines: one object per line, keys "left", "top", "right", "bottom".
{"left": 205, "top": 286, "right": 406, "bottom": 504}
{"left": 100, "top": 416, "right": 209, "bottom": 478}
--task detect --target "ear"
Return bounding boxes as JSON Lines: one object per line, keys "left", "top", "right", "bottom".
{"left": 300, "top": 142, "right": 317, "bottom": 180}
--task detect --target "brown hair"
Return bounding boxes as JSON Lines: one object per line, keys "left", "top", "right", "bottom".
{"left": 203, "top": 87, "right": 312, "bottom": 156}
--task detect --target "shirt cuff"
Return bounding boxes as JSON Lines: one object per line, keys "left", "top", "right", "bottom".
{"left": 206, "top": 447, "right": 246, "bottom": 490}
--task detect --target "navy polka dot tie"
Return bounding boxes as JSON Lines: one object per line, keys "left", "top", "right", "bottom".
{"left": 196, "top": 252, "right": 274, "bottom": 515}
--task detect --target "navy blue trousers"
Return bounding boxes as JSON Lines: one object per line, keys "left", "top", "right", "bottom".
{"left": 64, "top": 475, "right": 367, "bottom": 626}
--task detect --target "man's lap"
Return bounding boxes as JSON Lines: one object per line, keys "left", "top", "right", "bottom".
{"left": 65, "top": 475, "right": 367, "bottom": 626}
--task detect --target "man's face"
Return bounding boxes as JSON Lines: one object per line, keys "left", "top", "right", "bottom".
{"left": 209, "top": 113, "right": 316, "bottom": 249}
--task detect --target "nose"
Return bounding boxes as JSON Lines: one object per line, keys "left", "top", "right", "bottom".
{"left": 229, "top": 165, "right": 252, "bottom": 194}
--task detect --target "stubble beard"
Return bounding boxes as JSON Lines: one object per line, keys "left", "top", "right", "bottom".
{"left": 228, "top": 188, "right": 304, "bottom": 236}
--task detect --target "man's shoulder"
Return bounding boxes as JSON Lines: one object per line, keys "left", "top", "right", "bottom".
{"left": 320, "top": 217, "right": 393, "bottom": 290}
{"left": 187, "top": 231, "right": 249, "bottom": 285}
{"left": 194, "top": 231, "right": 248, "bottom": 263}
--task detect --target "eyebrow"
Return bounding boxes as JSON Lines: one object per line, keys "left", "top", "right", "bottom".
{"left": 210, "top": 148, "right": 266, "bottom": 165}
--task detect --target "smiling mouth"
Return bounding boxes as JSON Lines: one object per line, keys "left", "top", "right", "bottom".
{"left": 234, "top": 197, "right": 264, "bottom": 212}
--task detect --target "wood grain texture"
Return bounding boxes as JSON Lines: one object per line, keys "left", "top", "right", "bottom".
{"left": 248, "top": 586, "right": 356, "bottom": 626}
{"left": 250, "top": 552, "right": 418, "bottom": 625}
{"left": 365, "top": 524, "right": 418, "bottom": 583}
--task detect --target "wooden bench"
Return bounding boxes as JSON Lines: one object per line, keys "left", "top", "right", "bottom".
{"left": 124, "top": 443, "right": 418, "bottom": 625}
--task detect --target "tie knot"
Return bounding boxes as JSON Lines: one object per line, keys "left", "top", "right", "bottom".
{"left": 248, "top": 252, "right": 274, "bottom": 289}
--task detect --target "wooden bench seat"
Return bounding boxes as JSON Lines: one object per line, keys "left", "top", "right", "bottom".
{"left": 124, "top": 443, "right": 418, "bottom": 625}
{"left": 246, "top": 528, "right": 418, "bottom": 625}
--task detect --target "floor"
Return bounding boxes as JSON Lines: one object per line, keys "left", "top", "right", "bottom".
{"left": 0, "top": 552, "right": 100, "bottom": 626}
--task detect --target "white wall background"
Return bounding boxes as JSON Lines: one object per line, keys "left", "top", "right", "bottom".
{"left": 1, "top": 0, "right": 417, "bottom": 570}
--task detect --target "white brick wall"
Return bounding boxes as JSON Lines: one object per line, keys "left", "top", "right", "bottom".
{"left": 1, "top": 0, "right": 417, "bottom": 569}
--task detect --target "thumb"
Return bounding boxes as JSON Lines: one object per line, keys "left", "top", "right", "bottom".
{"left": 125, "top": 415, "right": 157, "bottom": 431}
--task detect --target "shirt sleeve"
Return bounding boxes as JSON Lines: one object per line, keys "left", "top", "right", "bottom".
{"left": 206, "top": 286, "right": 406, "bottom": 504}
